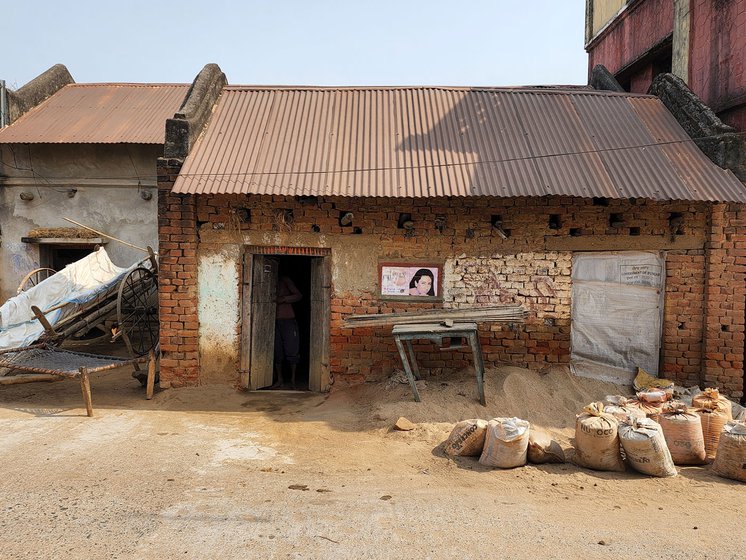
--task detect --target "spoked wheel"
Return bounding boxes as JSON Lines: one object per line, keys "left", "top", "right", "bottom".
{"left": 117, "top": 267, "right": 159, "bottom": 357}
{"left": 17, "top": 268, "right": 57, "bottom": 294}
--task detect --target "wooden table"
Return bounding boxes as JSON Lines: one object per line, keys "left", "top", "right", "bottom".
{"left": 392, "top": 322, "right": 486, "bottom": 406}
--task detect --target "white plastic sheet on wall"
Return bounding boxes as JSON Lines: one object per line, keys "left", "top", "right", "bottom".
{"left": 570, "top": 251, "right": 664, "bottom": 384}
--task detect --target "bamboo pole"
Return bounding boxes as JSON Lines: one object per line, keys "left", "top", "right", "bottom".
{"left": 0, "top": 374, "right": 60, "bottom": 385}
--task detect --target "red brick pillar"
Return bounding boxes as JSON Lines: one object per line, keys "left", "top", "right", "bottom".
{"left": 702, "top": 203, "right": 745, "bottom": 399}
{"left": 157, "top": 158, "right": 200, "bottom": 387}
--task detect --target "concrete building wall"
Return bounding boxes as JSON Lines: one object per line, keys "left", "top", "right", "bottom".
{"left": 0, "top": 143, "right": 160, "bottom": 301}
{"left": 157, "top": 160, "right": 746, "bottom": 398}
{"left": 587, "top": 0, "right": 746, "bottom": 133}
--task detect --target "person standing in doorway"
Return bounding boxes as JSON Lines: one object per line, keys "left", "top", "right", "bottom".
{"left": 272, "top": 274, "right": 302, "bottom": 388}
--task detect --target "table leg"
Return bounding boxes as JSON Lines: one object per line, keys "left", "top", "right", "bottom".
{"left": 405, "top": 340, "right": 422, "bottom": 380}
{"left": 394, "top": 336, "right": 421, "bottom": 402}
{"left": 468, "top": 332, "right": 486, "bottom": 406}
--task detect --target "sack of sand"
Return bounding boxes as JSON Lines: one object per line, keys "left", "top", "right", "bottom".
{"left": 479, "top": 418, "right": 530, "bottom": 469}
{"left": 695, "top": 405, "right": 731, "bottom": 461}
{"left": 444, "top": 419, "right": 488, "bottom": 457}
{"left": 604, "top": 397, "right": 647, "bottom": 423}
{"left": 527, "top": 427, "right": 565, "bottom": 464}
{"left": 574, "top": 403, "right": 625, "bottom": 472}
{"left": 657, "top": 402, "right": 706, "bottom": 465}
{"left": 692, "top": 388, "right": 733, "bottom": 420}
{"left": 626, "top": 399, "right": 664, "bottom": 422}
{"left": 711, "top": 421, "right": 746, "bottom": 483}
{"left": 618, "top": 417, "right": 677, "bottom": 477}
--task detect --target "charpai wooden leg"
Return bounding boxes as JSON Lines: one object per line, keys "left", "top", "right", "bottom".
{"left": 79, "top": 367, "right": 93, "bottom": 417}
{"left": 146, "top": 351, "right": 156, "bottom": 400}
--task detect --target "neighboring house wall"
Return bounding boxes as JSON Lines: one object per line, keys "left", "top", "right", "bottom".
{"left": 157, "top": 160, "right": 746, "bottom": 398}
{"left": 586, "top": 0, "right": 674, "bottom": 92}
{"left": 0, "top": 143, "right": 159, "bottom": 301}
{"left": 587, "top": 0, "right": 746, "bottom": 132}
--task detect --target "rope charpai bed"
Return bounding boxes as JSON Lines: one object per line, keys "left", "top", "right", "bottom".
{"left": 0, "top": 344, "right": 155, "bottom": 416}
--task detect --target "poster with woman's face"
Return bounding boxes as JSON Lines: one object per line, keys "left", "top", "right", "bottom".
{"left": 380, "top": 265, "right": 440, "bottom": 297}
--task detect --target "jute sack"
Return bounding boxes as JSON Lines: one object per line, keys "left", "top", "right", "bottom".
{"left": 527, "top": 427, "right": 565, "bottom": 464}
{"left": 626, "top": 399, "right": 664, "bottom": 422}
{"left": 711, "top": 421, "right": 746, "bottom": 483}
{"left": 619, "top": 418, "right": 677, "bottom": 477}
{"left": 696, "top": 406, "right": 730, "bottom": 461}
{"left": 444, "top": 419, "right": 488, "bottom": 457}
{"left": 604, "top": 404, "right": 646, "bottom": 423}
{"left": 574, "top": 403, "right": 625, "bottom": 472}
{"left": 692, "top": 388, "right": 733, "bottom": 420}
{"left": 658, "top": 402, "right": 706, "bottom": 465}
{"left": 479, "top": 417, "right": 530, "bottom": 468}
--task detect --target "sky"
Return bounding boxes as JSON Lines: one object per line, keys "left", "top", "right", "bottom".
{"left": 4, "top": 1, "right": 589, "bottom": 90}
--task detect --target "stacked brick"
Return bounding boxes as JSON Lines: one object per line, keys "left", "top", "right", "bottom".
{"left": 156, "top": 190, "right": 744, "bottom": 398}
{"left": 157, "top": 159, "right": 200, "bottom": 387}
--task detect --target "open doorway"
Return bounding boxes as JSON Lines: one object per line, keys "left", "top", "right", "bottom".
{"left": 241, "top": 247, "right": 331, "bottom": 393}
{"left": 273, "top": 256, "right": 312, "bottom": 390}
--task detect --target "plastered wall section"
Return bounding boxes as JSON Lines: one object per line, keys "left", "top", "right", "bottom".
{"left": 156, "top": 173, "right": 745, "bottom": 398}
{"left": 0, "top": 144, "right": 159, "bottom": 301}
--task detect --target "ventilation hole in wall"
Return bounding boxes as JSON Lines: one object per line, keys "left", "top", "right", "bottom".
{"left": 678, "top": 322, "right": 685, "bottom": 330}
{"left": 197, "top": 220, "right": 207, "bottom": 228}
{"left": 668, "top": 212, "right": 684, "bottom": 235}
{"left": 397, "top": 213, "right": 412, "bottom": 229}
{"left": 502, "top": 229, "right": 511, "bottom": 238}
{"left": 548, "top": 214, "right": 561, "bottom": 230}
{"left": 569, "top": 228, "right": 582, "bottom": 237}
{"left": 609, "top": 213, "right": 624, "bottom": 228}
{"left": 352, "top": 227, "right": 363, "bottom": 234}
{"left": 235, "top": 207, "right": 251, "bottom": 223}
{"left": 629, "top": 227, "right": 640, "bottom": 236}
{"left": 311, "top": 224, "right": 321, "bottom": 233}
{"left": 721, "top": 324, "right": 730, "bottom": 332}
{"left": 592, "top": 197, "right": 609, "bottom": 206}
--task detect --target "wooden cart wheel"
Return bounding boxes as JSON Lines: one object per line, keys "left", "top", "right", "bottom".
{"left": 117, "top": 267, "right": 159, "bottom": 357}
{"left": 17, "top": 268, "right": 57, "bottom": 294}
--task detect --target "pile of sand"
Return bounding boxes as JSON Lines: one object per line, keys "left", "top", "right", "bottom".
{"left": 316, "top": 365, "right": 625, "bottom": 436}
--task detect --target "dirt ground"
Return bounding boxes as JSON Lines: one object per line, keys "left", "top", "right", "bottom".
{"left": 0, "top": 360, "right": 744, "bottom": 560}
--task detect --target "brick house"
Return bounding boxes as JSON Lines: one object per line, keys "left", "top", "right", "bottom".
{"left": 0, "top": 64, "right": 190, "bottom": 303}
{"left": 157, "top": 68, "right": 746, "bottom": 400}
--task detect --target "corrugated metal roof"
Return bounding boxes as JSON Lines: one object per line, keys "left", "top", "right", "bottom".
{"left": 172, "top": 85, "right": 746, "bottom": 202}
{"left": 0, "top": 83, "right": 189, "bottom": 144}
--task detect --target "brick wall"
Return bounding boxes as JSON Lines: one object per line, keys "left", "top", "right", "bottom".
{"left": 157, "top": 158, "right": 200, "bottom": 387}
{"left": 701, "top": 203, "right": 746, "bottom": 396}
{"left": 156, "top": 190, "right": 745, "bottom": 398}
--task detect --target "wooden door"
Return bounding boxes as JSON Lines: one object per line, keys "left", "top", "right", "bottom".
{"left": 309, "top": 256, "right": 331, "bottom": 392}
{"left": 249, "top": 255, "right": 278, "bottom": 390}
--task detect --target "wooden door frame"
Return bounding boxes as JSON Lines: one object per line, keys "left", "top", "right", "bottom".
{"left": 240, "top": 246, "right": 332, "bottom": 392}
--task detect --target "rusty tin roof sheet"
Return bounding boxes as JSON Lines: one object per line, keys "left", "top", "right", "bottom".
{"left": 0, "top": 83, "right": 189, "bottom": 144}
{"left": 172, "top": 86, "right": 746, "bottom": 202}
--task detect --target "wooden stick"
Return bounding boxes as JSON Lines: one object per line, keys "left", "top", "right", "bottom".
{"left": 0, "top": 374, "right": 60, "bottom": 385}
{"left": 79, "top": 367, "right": 93, "bottom": 417}
{"left": 63, "top": 217, "right": 154, "bottom": 254}
{"left": 145, "top": 351, "right": 156, "bottom": 400}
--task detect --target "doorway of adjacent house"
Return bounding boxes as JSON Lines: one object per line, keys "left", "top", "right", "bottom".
{"left": 241, "top": 249, "right": 331, "bottom": 393}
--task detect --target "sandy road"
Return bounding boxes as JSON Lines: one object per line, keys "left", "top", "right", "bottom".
{"left": 0, "top": 365, "right": 743, "bottom": 559}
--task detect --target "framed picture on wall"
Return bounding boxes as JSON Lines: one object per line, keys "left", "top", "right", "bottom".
{"left": 378, "top": 262, "right": 443, "bottom": 300}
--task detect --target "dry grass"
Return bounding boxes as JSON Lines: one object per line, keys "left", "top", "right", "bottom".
{"left": 26, "top": 227, "right": 99, "bottom": 239}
